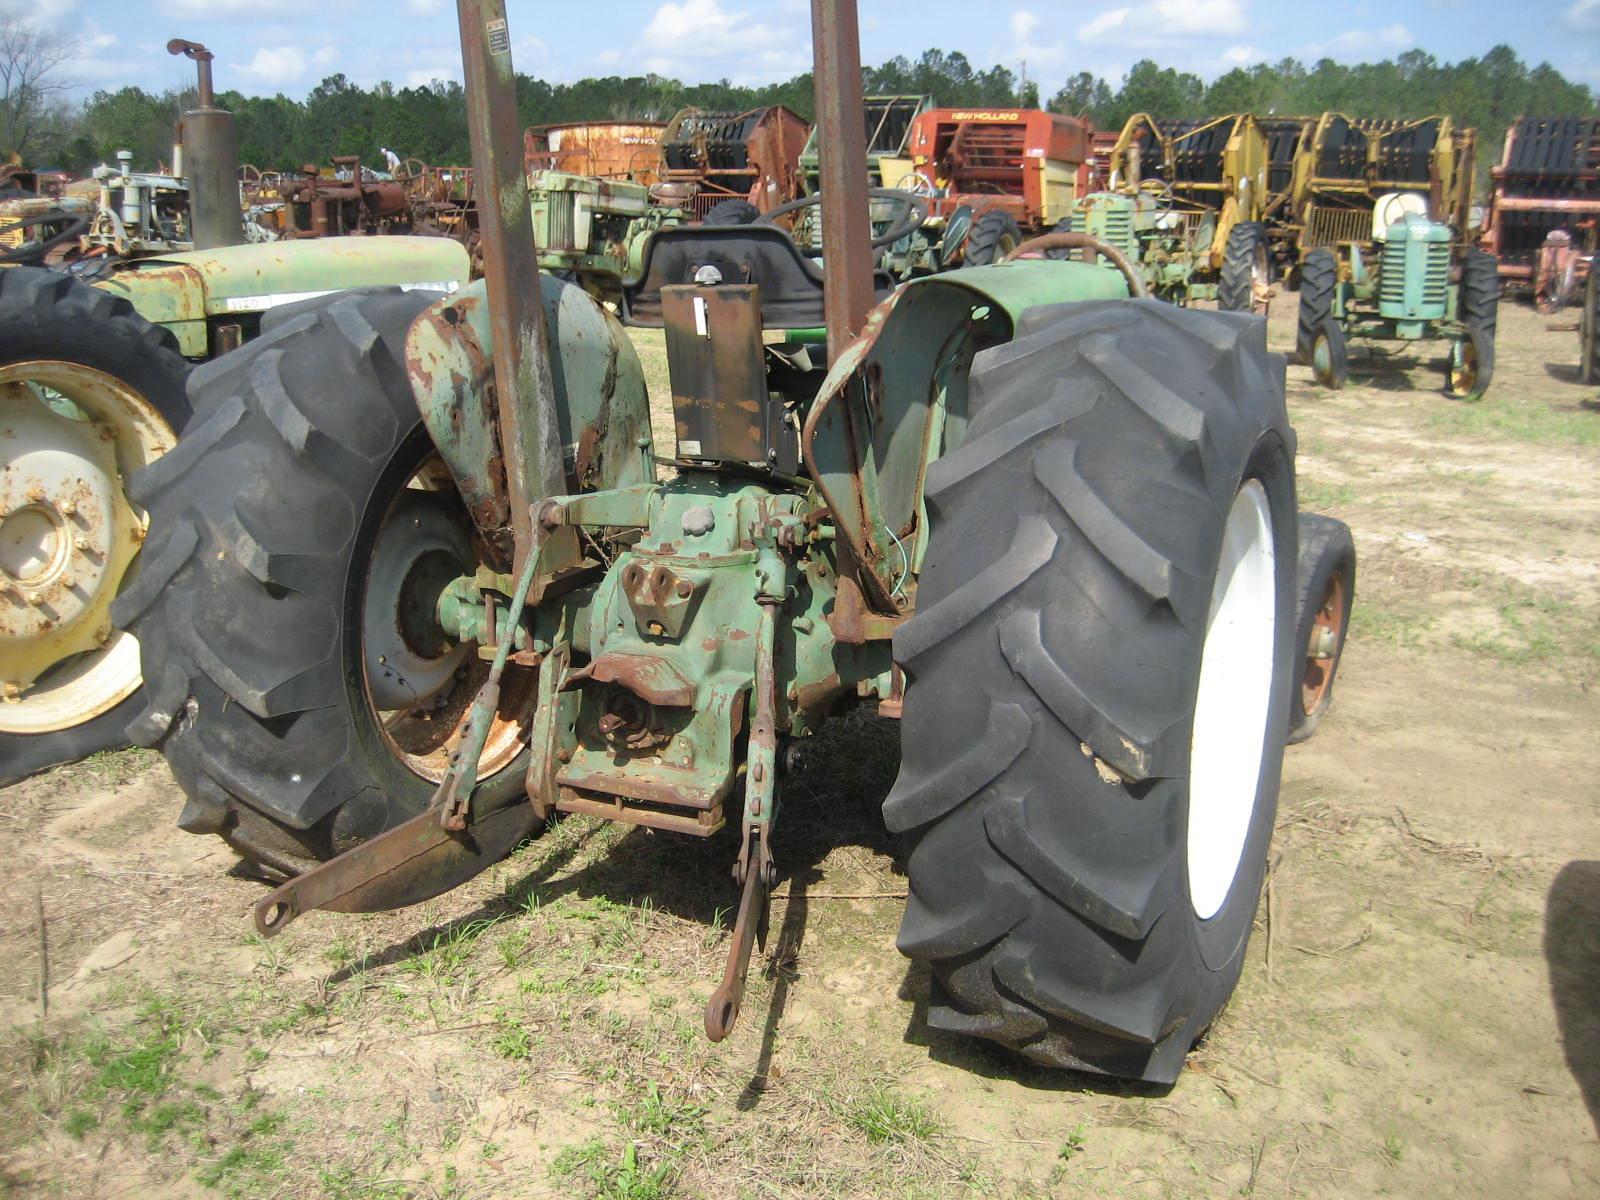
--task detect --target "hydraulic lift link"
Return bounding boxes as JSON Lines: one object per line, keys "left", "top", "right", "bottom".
{"left": 252, "top": 515, "right": 545, "bottom": 938}
{"left": 704, "top": 585, "right": 783, "bottom": 1041}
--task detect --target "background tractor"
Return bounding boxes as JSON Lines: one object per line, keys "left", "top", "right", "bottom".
{"left": 113, "top": 0, "right": 1348, "bottom": 1089}
{"left": 0, "top": 41, "right": 474, "bottom": 786}
{"left": 1287, "top": 114, "right": 1496, "bottom": 398}
{"left": 1066, "top": 113, "right": 1272, "bottom": 312}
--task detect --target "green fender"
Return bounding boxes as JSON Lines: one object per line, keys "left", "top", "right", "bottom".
{"left": 801, "top": 259, "right": 1131, "bottom": 610}
{"left": 403, "top": 274, "right": 656, "bottom": 562}
{"left": 94, "top": 236, "right": 470, "bottom": 357}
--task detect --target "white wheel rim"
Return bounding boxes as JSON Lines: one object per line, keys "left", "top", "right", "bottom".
{"left": 1186, "top": 479, "right": 1277, "bottom": 921}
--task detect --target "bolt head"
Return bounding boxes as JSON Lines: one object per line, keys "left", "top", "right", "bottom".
{"left": 59, "top": 499, "right": 76, "bottom": 516}
{"left": 27, "top": 592, "right": 43, "bottom": 605}
{"left": 27, "top": 487, "right": 46, "bottom": 503}
{"left": 73, "top": 536, "right": 89, "bottom": 551}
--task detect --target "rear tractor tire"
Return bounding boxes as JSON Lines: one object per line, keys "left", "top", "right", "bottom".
{"left": 113, "top": 289, "right": 532, "bottom": 876}
{"left": 1218, "top": 221, "right": 1270, "bottom": 314}
{"left": 1288, "top": 514, "right": 1355, "bottom": 745}
{"left": 0, "top": 266, "right": 192, "bottom": 785}
{"left": 889, "top": 299, "right": 1298, "bottom": 1084}
{"left": 960, "top": 210, "right": 1022, "bottom": 268}
{"left": 1296, "top": 248, "right": 1338, "bottom": 365}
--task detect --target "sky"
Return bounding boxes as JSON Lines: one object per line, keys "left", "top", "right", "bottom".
{"left": 10, "top": 0, "right": 1600, "bottom": 103}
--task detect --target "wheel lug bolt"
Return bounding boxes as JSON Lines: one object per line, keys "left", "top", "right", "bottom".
{"left": 59, "top": 500, "right": 76, "bottom": 516}
{"left": 2, "top": 683, "right": 21, "bottom": 702}
{"left": 73, "top": 536, "right": 89, "bottom": 551}
{"left": 27, "top": 592, "right": 43, "bottom": 605}
{"left": 27, "top": 487, "right": 45, "bottom": 503}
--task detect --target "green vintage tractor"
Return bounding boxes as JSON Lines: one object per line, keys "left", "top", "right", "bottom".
{"left": 1289, "top": 115, "right": 1496, "bottom": 397}
{"left": 1066, "top": 113, "right": 1273, "bottom": 312}
{"left": 112, "top": 0, "right": 1349, "bottom": 1085}
{"left": 0, "top": 40, "right": 471, "bottom": 784}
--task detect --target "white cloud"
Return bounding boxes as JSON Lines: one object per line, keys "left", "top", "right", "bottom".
{"left": 405, "top": 0, "right": 445, "bottom": 12}
{"left": 1303, "top": 23, "right": 1415, "bottom": 60}
{"left": 1567, "top": 0, "right": 1600, "bottom": 31}
{"left": 1078, "top": 0, "right": 1249, "bottom": 46}
{"left": 1009, "top": 8, "right": 1067, "bottom": 70}
{"left": 154, "top": 0, "right": 261, "bottom": 15}
{"left": 632, "top": 0, "right": 807, "bottom": 82}
{"left": 1222, "top": 45, "right": 1259, "bottom": 66}
{"left": 405, "top": 67, "right": 455, "bottom": 87}
{"left": 236, "top": 43, "right": 338, "bottom": 87}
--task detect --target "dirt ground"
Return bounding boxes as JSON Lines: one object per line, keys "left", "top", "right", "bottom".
{"left": 2, "top": 294, "right": 1598, "bottom": 1199}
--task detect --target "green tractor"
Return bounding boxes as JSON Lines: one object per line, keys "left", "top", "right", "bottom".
{"left": 0, "top": 40, "right": 471, "bottom": 784}
{"left": 111, "top": 0, "right": 1350, "bottom": 1085}
{"left": 1066, "top": 113, "right": 1273, "bottom": 312}
{"left": 526, "top": 169, "right": 684, "bottom": 306}
{"left": 1288, "top": 114, "right": 1496, "bottom": 397}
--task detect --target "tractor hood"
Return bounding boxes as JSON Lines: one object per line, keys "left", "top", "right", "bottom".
{"left": 94, "top": 236, "right": 470, "bottom": 357}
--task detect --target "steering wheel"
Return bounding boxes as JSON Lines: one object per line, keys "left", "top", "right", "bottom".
{"left": 896, "top": 171, "right": 937, "bottom": 199}
{"left": 1003, "top": 231, "right": 1149, "bottom": 299}
{"left": 1138, "top": 177, "right": 1175, "bottom": 214}
{"left": 754, "top": 187, "right": 927, "bottom": 254}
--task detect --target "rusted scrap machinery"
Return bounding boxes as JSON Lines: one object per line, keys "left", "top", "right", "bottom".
{"left": 749, "top": 102, "right": 1091, "bottom": 278}
{"left": 655, "top": 104, "right": 810, "bottom": 221}
{"left": 0, "top": 40, "right": 474, "bottom": 785}
{"left": 1284, "top": 113, "right": 1496, "bottom": 398}
{"left": 902, "top": 105, "right": 1092, "bottom": 267}
{"left": 1067, "top": 112, "right": 1272, "bottom": 312}
{"left": 100, "top": 0, "right": 1355, "bottom": 1088}
{"left": 1483, "top": 117, "right": 1600, "bottom": 309}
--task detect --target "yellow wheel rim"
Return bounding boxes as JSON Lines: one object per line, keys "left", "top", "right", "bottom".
{"left": 0, "top": 361, "right": 175, "bottom": 734}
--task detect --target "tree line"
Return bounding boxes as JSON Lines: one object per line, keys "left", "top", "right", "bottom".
{"left": 10, "top": 38, "right": 1598, "bottom": 191}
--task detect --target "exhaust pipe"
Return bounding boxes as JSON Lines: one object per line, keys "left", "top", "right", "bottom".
{"left": 168, "top": 39, "right": 243, "bottom": 250}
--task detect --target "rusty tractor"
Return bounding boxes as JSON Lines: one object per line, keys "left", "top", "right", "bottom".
{"left": 655, "top": 105, "right": 811, "bottom": 223}
{"left": 1482, "top": 117, "right": 1600, "bottom": 310}
{"left": 1064, "top": 113, "right": 1272, "bottom": 314}
{"left": 113, "top": 0, "right": 1351, "bottom": 1087}
{"left": 1286, "top": 114, "right": 1496, "bottom": 399}
{"left": 0, "top": 40, "right": 474, "bottom": 785}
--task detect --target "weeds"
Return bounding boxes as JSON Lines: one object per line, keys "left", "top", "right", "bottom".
{"left": 837, "top": 1084, "right": 943, "bottom": 1145}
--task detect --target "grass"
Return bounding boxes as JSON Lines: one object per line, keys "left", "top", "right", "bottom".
{"left": 836, "top": 1084, "right": 944, "bottom": 1145}
{"left": 552, "top": 1138, "right": 677, "bottom": 1200}
{"left": 1428, "top": 393, "right": 1600, "bottom": 447}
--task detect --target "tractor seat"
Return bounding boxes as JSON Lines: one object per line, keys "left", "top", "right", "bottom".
{"left": 622, "top": 224, "right": 893, "bottom": 329}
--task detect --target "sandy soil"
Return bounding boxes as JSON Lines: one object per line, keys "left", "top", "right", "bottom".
{"left": 1, "top": 294, "right": 1596, "bottom": 1199}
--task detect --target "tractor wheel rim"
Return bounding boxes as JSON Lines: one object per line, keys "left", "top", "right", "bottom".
{"left": 1251, "top": 245, "right": 1271, "bottom": 313}
{"left": 0, "top": 361, "right": 174, "bottom": 734}
{"left": 1312, "top": 333, "right": 1332, "bottom": 381}
{"left": 1187, "top": 479, "right": 1277, "bottom": 921}
{"left": 361, "top": 454, "right": 531, "bottom": 783}
{"left": 1450, "top": 339, "right": 1478, "bottom": 395}
{"left": 1301, "top": 569, "right": 1346, "bottom": 714}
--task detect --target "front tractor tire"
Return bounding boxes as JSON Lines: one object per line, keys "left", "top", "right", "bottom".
{"left": 0, "top": 266, "right": 192, "bottom": 785}
{"left": 888, "top": 300, "right": 1297, "bottom": 1085}
{"left": 113, "top": 289, "right": 531, "bottom": 876}
{"left": 1218, "top": 221, "right": 1270, "bottom": 314}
